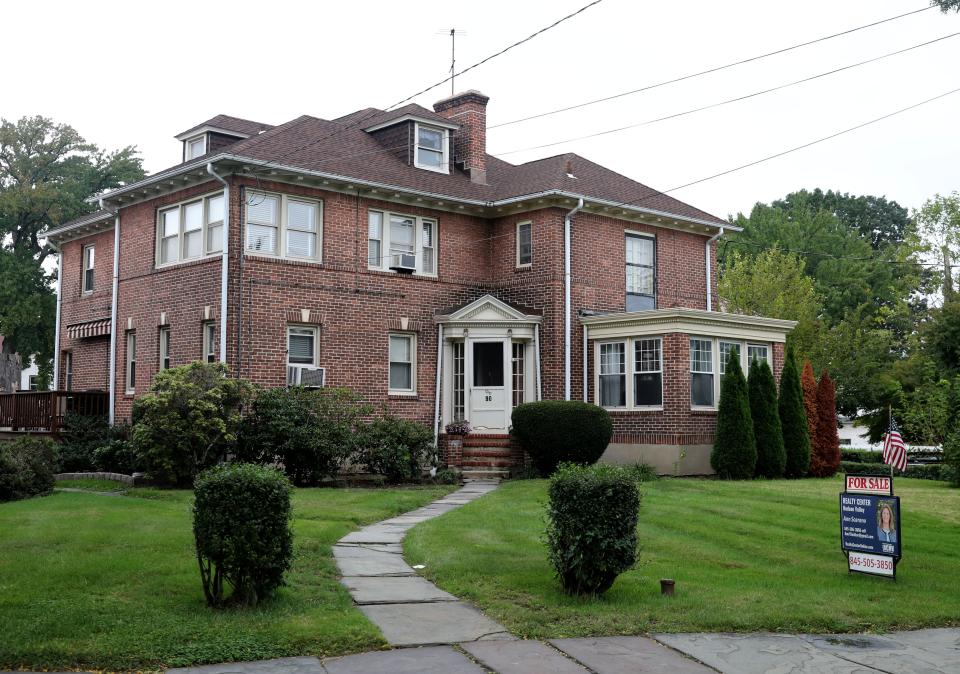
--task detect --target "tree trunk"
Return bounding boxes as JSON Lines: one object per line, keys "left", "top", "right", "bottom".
{"left": 943, "top": 245, "right": 954, "bottom": 299}
{"left": 0, "top": 352, "right": 21, "bottom": 392}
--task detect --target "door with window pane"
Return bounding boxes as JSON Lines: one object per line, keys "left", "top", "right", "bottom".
{"left": 468, "top": 339, "right": 508, "bottom": 431}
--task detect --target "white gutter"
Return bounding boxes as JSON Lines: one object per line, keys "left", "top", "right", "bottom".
{"left": 52, "top": 251, "right": 63, "bottom": 390}
{"left": 564, "top": 198, "right": 584, "bottom": 400}
{"left": 705, "top": 226, "right": 724, "bottom": 312}
{"left": 108, "top": 211, "right": 120, "bottom": 423}
{"left": 207, "top": 164, "right": 230, "bottom": 364}
{"left": 433, "top": 324, "right": 443, "bottom": 453}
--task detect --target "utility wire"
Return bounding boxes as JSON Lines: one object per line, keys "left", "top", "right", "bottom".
{"left": 493, "top": 32, "right": 960, "bottom": 156}
{"left": 246, "top": 0, "right": 604, "bottom": 178}
{"left": 488, "top": 5, "right": 937, "bottom": 130}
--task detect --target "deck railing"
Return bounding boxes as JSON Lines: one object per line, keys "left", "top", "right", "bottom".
{"left": 0, "top": 390, "right": 108, "bottom": 432}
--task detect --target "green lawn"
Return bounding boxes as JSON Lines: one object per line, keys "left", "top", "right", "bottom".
{"left": 406, "top": 476, "right": 960, "bottom": 638}
{"left": 55, "top": 478, "right": 128, "bottom": 491}
{"left": 0, "top": 485, "right": 453, "bottom": 671}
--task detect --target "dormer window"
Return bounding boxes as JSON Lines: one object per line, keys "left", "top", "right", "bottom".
{"left": 186, "top": 135, "right": 206, "bottom": 160}
{"left": 414, "top": 123, "right": 448, "bottom": 173}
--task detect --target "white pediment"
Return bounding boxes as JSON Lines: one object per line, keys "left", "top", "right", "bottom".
{"left": 439, "top": 294, "right": 538, "bottom": 323}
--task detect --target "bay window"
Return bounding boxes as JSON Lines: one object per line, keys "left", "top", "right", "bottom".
{"left": 157, "top": 191, "right": 226, "bottom": 266}
{"left": 368, "top": 210, "right": 438, "bottom": 276}
{"left": 245, "top": 191, "right": 322, "bottom": 261}
{"left": 634, "top": 338, "right": 662, "bottom": 407}
{"left": 599, "top": 342, "right": 626, "bottom": 408}
{"left": 719, "top": 341, "right": 742, "bottom": 375}
{"left": 748, "top": 344, "right": 770, "bottom": 366}
{"left": 690, "top": 337, "right": 714, "bottom": 407}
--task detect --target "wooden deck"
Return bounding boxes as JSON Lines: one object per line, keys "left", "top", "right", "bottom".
{"left": 0, "top": 390, "right": 108, "bottom": 433}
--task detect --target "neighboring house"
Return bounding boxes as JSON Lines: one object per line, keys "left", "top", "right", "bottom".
{"left": 46, "top": 90, "right": 794, "bottom": 476}
{"left": 0, "top": 337, "right": 43, "bottom": 392}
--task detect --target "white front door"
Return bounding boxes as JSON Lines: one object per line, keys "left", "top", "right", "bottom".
{"left": 467, "top": 339, "right": 509, "bottom": 432}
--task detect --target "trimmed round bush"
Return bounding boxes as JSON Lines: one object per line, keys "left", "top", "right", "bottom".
{"left": 546, "top": 463, "right": 640, "bottom": 596}
{"left": 511, "top": 401, "right": 613, "bottom": 475}
{"left": 357, "top": 415, "right": 435, "bottom": 483}
{"left": 0, "top": 436, "right": 58, "bottom": 502}
{"left": 192, "top": 463, "right": 293, "bottom": 607}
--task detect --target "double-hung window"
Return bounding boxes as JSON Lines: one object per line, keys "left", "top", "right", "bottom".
{"left": 719, "top": 341, "right": 742, "bottom": 376}
{"left": 389, "top": 334, "right": 415, "bottom": 394}
{"left": 159, "top": 327, "right": 171, "bottom": 370}
{"left": 516, "top": 222, "right": 532, "bottom": 267}
{"left": 186, "top": 136, "right": 206, "bottom": 159}
{"left": 82, "top": 245, "right": 95, "bottom": 294}
{"left": 414, "top": 123, "right": 448, "bottom": 173}
{"left": 599, "top": 342, "right": 626, "bottom": 408}
{"left": 748, "top": 344, "right": 769, "bottom": 367}
{"left": 202, "top": 322, "right": 217, "bottom": 363}
{"left": 157, "top": 192, "right": 226, "bottom": 266}
{"left": 287, "top": 326, "right": 318, "bottom": 366}
{"left": 634, "top": 338, "right": 662, "bottom": 407}
{"left": 125, "top": 331, "right": 137, "bottom": 394}
{"left": 625, "top": 233, "right": 655, "bottom": 311}
{"left": 64, "top": 352, "right": 73, "bottom": 391}
{"left": 690, "top": 337, "right": 714, "bottom": 407}
{"left": 245, "top": 191, "right": 322, "bottom": 261}
{"left": 368, "top": 210, "right": 438, "bottom": 276}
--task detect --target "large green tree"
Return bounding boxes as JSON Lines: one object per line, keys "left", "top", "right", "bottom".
{"left": 0, "top": 116, "right": 144, "bottom": 379}
{"left": 914, "top": 192, "right": 960, "bottom": 297}
{"left": 933, "top": 1, "right": 960, "bottom": 13}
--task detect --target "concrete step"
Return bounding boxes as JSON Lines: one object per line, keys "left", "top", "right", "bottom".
{"left": 461, "top": 448, "right": 514, "bottom": 458}
{"left": 462, "top": 458, "right": 514, "bottom": 468}
{"left": 461, "top": 467, "right": 509, "bottom": 481}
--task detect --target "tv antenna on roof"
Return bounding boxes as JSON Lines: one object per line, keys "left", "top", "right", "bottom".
{"left": 437, "top": 28, "right": 468, "bottom": 96}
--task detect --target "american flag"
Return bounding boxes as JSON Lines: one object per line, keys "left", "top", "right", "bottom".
{"left": 883, "top": 417, "right": 907, "bottom": 472}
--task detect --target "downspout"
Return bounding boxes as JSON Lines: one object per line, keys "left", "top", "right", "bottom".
{"left": 108, "top": 210, "right": 120, "bottom": 424}
{"left": 705, "top": 226, "right": 724, "bottom": 312}
{"left": 582, "top": 322, "right": 589, "bottom": 403}
{"left": 207, "top": 163, "right": 230, "bottom": 364}
{"left": 534, "top": 323, "right": 542, "bottom": 401}
{"left": 563, "top": 198, "right": 584, "bottom": 400}
{"left": 433, "top": 324, "right": 443, "bottom": 458}
{"left": 52, "top": 248, "right": 63, "bottom": 390}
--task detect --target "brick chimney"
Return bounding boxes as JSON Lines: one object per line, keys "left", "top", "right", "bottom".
{"left": 434, "top": 90, "right": 489, "bottom": 184}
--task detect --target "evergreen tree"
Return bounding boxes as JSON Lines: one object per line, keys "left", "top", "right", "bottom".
{"left": 711, "top": 350, "right": 756, "bottom": 479}
{"left": 811, "top": 370, "right": 842, "bottom": 477}
{"left": 779, "top": 348, "right": 812, "bottom": 478}
{"left": 801, "top": 360, "right": 819, "bottom": 445}
{"left": 750, "top": 358, "right": 786, "bottom": 478}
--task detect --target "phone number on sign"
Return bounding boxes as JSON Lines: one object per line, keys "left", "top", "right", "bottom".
{"left": 849, "top": 555, "right": 894, "bottom": 571}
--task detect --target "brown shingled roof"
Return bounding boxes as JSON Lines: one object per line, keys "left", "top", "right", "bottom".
{"left": 176, "top": 114, "right": 274, "bottom": 139}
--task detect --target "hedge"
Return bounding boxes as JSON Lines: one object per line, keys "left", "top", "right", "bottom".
{"left": 546, "top": 463, "right": 639, "bottom": 596}
{"left": 839, "top": 461, "right": 947, "bottom": 481}
{"left": 0, "top": 436, "right": 58, "bottom": 502}
{"left": 511, "top": 401, "right": 612, "bottom": 475}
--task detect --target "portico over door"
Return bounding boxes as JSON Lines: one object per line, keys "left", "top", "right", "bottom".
{"left": 435, "top": 294, "right": 543, "bottom": 433}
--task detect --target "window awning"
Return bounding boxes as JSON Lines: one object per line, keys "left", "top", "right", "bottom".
{"left": 67, "top": 318, "right": 111, "bottom": 339}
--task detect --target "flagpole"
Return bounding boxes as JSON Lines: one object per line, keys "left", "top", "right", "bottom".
{"left": 888, "top": 404, "right": 894, "bottom": 478}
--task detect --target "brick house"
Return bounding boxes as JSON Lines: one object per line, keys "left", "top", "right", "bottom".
{"left": 47, "top": 91, "right": 794, "bottom": 477}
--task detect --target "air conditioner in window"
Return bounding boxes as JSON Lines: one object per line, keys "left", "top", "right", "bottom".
{"left": 389, "top": 253, "right": 416, "bottom": 273}
{"left": 287, "top": 365, "right": 325, "bottom": 389}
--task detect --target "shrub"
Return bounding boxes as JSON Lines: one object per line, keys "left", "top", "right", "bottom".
{"left": 193, "top": 463, "right": 293, "bottom": 607}
{"left": 623, "top": 462, "right": 659, "bottom": 483}
{"left": 841, "top": 448, "right": 882, "bottom": 463}
{"left": 511, "top": 401, "right": 613, "bottom": 475}
{"left": 93, "top": 423, "right": 139, "bottom": 474}
{"left": 0, "top": 436, "right": 58, "bottom": 502}
{"left": 58, "top": 413, "right": 109, "bottom": 472}
{"left": 749, "top": 359, "right": 786, "bottom": 478}
{"left": 132, "top": 363, "right": 255, "bottom": 486}
{"left": 546, "top": 463, "right": 640, "bottom": 596}
{"left": 944, "top": 432, "right": 960, "bottom": 487}
{"left": 711, "top": 349, "right": 756, "bottom": 479}
{"left": 801, "top": 360, "right": 819, "bottom": 446}
{"left": 357, "top": 415, "right": 435, "bottom": 483}
{"left": 779, "top": 348, "right": 811, "bottom": 478}
{"left": 810, "top": 370, "right": 841, "bottom": 477}
{"left": 839, "top": 461, "right": 946, "bottom": 481}
{"left": 238, "top": 386, "right": 371, "bottom": 486}
{"left": 433, "top": 467, "right": 460, "bottom": 485}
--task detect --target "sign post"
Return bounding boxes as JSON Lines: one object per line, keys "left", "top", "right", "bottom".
{"left": 840, "top": 474, "right": 901, "bottom": 579}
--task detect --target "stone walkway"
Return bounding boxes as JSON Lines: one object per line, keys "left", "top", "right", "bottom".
{"left": 332, "top": 480, "right": 513, "bottom": 646}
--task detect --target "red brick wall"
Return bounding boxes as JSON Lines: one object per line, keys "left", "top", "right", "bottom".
{"left": 58, "top": 226, "right": 115, "bottom": 391}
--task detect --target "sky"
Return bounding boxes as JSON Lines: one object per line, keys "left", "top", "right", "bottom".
{"left": 4, "top": 0, "right": 959, "bottom": 220}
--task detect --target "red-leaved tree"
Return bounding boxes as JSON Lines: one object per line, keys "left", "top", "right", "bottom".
{"left": 811, "top": 370, "right": 841, "bottom": 477}
{"left": 800, "top": 360, "right": 818, "bottom": 447}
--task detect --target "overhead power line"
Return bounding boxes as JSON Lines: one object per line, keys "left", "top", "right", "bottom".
{"left": 488, "top": 5, "right": 937, "bottom": 130}
{"left": 246, "top": 0, "right": 604, "bottom": 180}
{"left": 493, "top": 32, "right": 960, "bottom": 156}
{"left": 722, "top": 239, "right": 960, "bottom": 269}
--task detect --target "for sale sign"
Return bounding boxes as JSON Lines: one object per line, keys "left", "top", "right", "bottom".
{"left": 840, "top": 474, "right": 901, "bottom": 579}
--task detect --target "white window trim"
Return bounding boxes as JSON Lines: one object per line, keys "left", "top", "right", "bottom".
{"left": 747, "top": 343, "right": 772, "bottom": 369}
{"left": 202, "top": 321, "right": 217, "bottom": 364}
{"left": 367, "top": 209, "right": 438, "bottom": 277}
{"left": 185, "top": 134, "right": 206, "bottom": 160}
{"left": 690, "top": 336, "right": 716, "bottom": 411}
{"left": 244, "top": 191, "right": 323, "bottom": 263}
{"left": 159, "top": 327, "right": 171, "bottom": 371}
{"left": 125, "top": 331, "right": 136, "bottom": 394}
{"left": 516, "top": 221, "right": 532, "bottom": 268}
{"left": 388, "top": 332, "right": 417, "bottom": 395}
{"left": 413, "top": 122, "right": 449, "bottom": 174}
{"left": 625, "top": 231, "right": 656, "bottom": 311}
{"left": 719, "top": 340, "right": 744, "bottom": 377}
{"left": 64, "top": 351, "right": 73, "bottom": 391}
{"left": 594, "top": 337, "right": 664, "bottom": 411}
{"left": 155, "top": 190, "right": 226, "bottom": 268}
{"left": 81, "top": 244, "right": 95, "bottom": 294}
{"left": 287, "top": 325, "right": 319, "bottom": 367}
